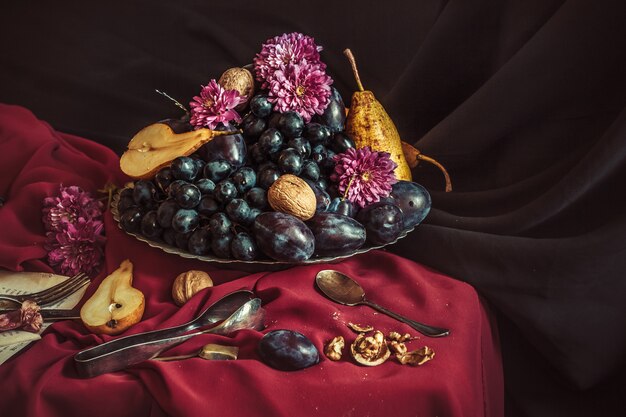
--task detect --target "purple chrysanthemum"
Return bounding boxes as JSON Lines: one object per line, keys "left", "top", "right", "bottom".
{"left": 267, "top": 64, "right": 332, "bottom": 122}
{"left": 42, "top": 185, "right": 104, "bottom": 232}
{"left": 45, "top": 218, "right": 105, "bottom": 276}
{"left": 331, "top": 147, "right": 398, "bottom": 208}
{"left": 254, "top": 32, "right": 325, "bottom": 89}
{"left": 189, "top": 79, "right": 244, "bottom": 130}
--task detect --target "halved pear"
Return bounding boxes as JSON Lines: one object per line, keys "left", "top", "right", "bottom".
{"left": 120, "top": 123, "right": 218, "bottom": 179}
{"left": 80, "top": 259, "right": 145, "bottom": 335}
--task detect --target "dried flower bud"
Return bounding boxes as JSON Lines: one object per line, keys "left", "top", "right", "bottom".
{"left": 347, "top": 322, "right": 374, "bottom": 333}
{"left": 171, "top": 270, "right": 213, "bottom": 306}
{"left": 324, "top": 336, "right": 345, "bottom": 361}
{"left": 397, "top": 346, "right": 435, "bottom": 366}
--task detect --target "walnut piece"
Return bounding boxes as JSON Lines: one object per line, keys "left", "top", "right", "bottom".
{"left": 389, "top": 340, "right": 408, "bottom": 356}
{"left": 267, "top": 174, "right": 317, "bottom": 221}
{"left": 347, "top": 322, "right": 374, "bottom": 333}
{"left": 350, "top": 330, "right": 390, "bottom": 366}
{"left": 397, "top": 346, "right": 435, "bottom": 366}
{"left": 388, "top": 331, "right": 412, "bottom": 342}
{"left": 324, "top": 336, "right": 345, "bottom": 361}
{"left": 171, "top": 270, "right": 213, "bottom": 306}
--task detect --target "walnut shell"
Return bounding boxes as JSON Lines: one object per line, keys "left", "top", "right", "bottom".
{"left": 218, "top": 67, "right": 254, "bottom": 110}
{"left": 267, "top": 174, "right": 317, "bottom": 221}
{"left": 171, "top": 270, "right": 213, "bottom": 306}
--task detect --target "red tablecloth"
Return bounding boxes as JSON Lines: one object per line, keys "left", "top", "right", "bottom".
{"left": 0, "top": 104, "right": 503, "bottom": 417}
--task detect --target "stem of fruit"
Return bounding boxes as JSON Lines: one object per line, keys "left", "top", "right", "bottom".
{"left": 343, "top": 49, "right": 365, "bottom": 92}
{"left": 342, "top": 174, "right": 357, "bottom": 200}
{"left": 155, "top": 89, "right": 189, "bottom": 114}
{"left": 416, "top": 154, "right": 453, "bottom": 192}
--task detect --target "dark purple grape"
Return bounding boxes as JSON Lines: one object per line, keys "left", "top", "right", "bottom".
{"left": 312, "top": 87, "right": 345, "bottom": 133}
{"left": 197, "top": 195, "right": 220, "bottom": 217}
{"left": 154, "top": 167, "right": 175, "bottom": 193}
{"left": 117, "top": 194, "right": 136, "bottom": 214}
{"left": 245, "top": 187, "right": 268, "bottom": 210}
{"left": 327, "top": 197, "right": 357, "bottom": 218}
{"left": 257, "top": 166, "right": 281, "bottom": 189}
{"left": 248, "top": 142, "right": 266, "bottom": 165}
{"left": 199, "top": 131, "right": 246, "bottom": 168}
{"left": 209, "top": 212, "right": 232, "bottom": 236}
{"left": 203, "top": 160, "right": 233, "bottom": 183}
{"left": 174, "top": 231, "right": 193, "bottom": 250}
{"left": 225, "top": 198, "right": 251, "bottom": 224}
{"left": 231, "top": 167, "right": 257, "bottom": 194}
{"left": 307, "top": 212, "right": 366, "bottom": 256}
{"left": 173, "top": 183, "right": 201, "bottom": 209}
{"left": 300, "top": 160, "right": 320, "bottom": 182}
{"left": 328, "top": 132, "right": 355, "bottom": 154}
{"left": 249, "top": 208, "right": 262, "bottom": 224}
{"left": 140, "top": 210, "right": 163, "bottom": 240}
{"left": 277, "top": 111, "right": 304, "bottom": 139}
{"left": 187, "top": 226, "right": 211, "bottom": 255}
{"left": 268, "top": 112, "right": 281, "bottom": 128}
{"left": 159, "top": 117, "right": 193, "bottom": 134}
{"left": 133, "top": 180, "right": 157, "bottom": 207}
{"left": 253, "top": 212, "right": 315, "bottom": 262}
{"left": 250, "top": 94, "right": 272, "bottom": 118}
{"left": 319, "top": 148, "right": 337, "bottom": 175}
{"left": 302, "top": 179, "right": 331, "bottom": 212}
{"left": 242, "top": 112, "right": 267, "bottom": 140}
{"left": 287, "top": 137, "right": 311, "bottom": 158}
{"left": 230, "top": 232, "right": 258, "bottom": 261}
{"left": 258, "top": 330, "right": 319, "bottom": 371}
{"left": 171, "top": 208, "right": 199, "bottom": 234}
{"left": 303, "top": 123, "right": 331, "bottom": 145}
{"left": 195, "top": 178, "right": 216, "bottom": 195}
{"left": 389, "top": 181, "right": 431, "bottom": 229}
{"left": 120, "top": 207, "right": 143, "bottom": 233}
{"left": 278, "top": 148, "right": 303, "bottom": 175}
{"left": 156, "top": 198, "right": 178, "bottom": 228}
{"left": 162, "top": 228, "right": 176, "bottom": 246}
{"left": 356, "top": 202, "right": 404, "bottom": 245}
{"left": 214, "top": 180, "right": 238, "bottom": 204}
{"left": 167, "top": 180, "right": 187, "bottom": 199}
{"left": 171, "top": 156, "right": 200, "bottom": 182}
{"left": 192, "top": 156, "right": 206, "bottom": 175}
{"left": 211, "top": 233, "right": 233, "bottom": 258}
{"left": 258, "top": 128, "right": 284, "bottom": 155}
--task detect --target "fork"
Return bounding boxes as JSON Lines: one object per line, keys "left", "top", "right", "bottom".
{"left": 0, "top": 272, "right": 90, "bottom": 306}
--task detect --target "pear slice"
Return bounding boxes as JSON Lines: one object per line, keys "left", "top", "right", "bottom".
{"left": 80, "top": 259, "right": 145, "bottom": 335}
{"left": 120, "top": 123, "right": 218, "bottom": 179}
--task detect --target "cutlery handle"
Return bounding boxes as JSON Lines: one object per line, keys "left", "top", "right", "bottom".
{"left": 361, "top": 300, "right": 450, "bottom": 338}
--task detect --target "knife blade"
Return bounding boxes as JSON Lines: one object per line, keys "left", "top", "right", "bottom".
{"left": 0, "top": 308, "right": 80, "bottom": 320}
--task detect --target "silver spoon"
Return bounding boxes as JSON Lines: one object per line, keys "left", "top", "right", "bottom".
{"left": 315, "top": 270, "right": 449, "bottom": 338}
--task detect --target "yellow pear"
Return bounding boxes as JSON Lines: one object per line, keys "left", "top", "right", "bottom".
{"left": 343, "top": 49, "right": 412, "bottom": 181}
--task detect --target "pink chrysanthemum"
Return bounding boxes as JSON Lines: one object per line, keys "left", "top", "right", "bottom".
{"left": 42, "top": 185, "right": 103, "bottom": 232}
{"left": 189, "top": 80, "right": 244, "bottom": 130}
{"left": 267, "top": 64, "right": 332, "bottom": 122}
{"left": 331, "top": 147, "right": 398, "bottom": 208}
{"left": 45, "top": 218, "right": 105, "bottom": 276}
{"left": 254, "top": 32, "right": 325, "bottom": 89}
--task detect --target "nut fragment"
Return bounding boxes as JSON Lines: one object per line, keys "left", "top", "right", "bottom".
{"left": 324, "top": 336, "right": 345, "bottom": 361}
{"left": 347, "top": 322, "right": 374, "bottom": 333}
{"left": 388, "top": 331, "right": 412, "bottom": 342}
{"left": 171, "top": 270, "right": 213, "bottom": 306}
{"left": 389, "top": 340, "right": 408, "bottom": 356}
{"left": 397, "top": 346, "right": 435, "bottom": 366}
{"left": 350, "top": 330, "right": 390, "bottom": 366}
{"left": 267, "top": 175, "right": 317, "bottom": 221}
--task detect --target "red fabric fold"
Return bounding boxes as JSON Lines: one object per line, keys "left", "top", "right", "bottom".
{"left": 0, "top": 105, "right": 502, "bottom": 417}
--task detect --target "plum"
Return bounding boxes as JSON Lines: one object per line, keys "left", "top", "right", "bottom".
{"left": 258, "top": 330, "right": 319, "bottom": 371}
{"left": 307, "top": 213, "right": 366, "bottom": 256}
{"left": 357, "top": 202, "right": 404, "bottom": 245}
{"left": 390, "top": 181, "right": 431, "bottom": 229}
{"left": 253, "top": 212, "right": 315, "bottom": 262}
{"left": 199, "top": 129, "right": 247, "bottom": 168}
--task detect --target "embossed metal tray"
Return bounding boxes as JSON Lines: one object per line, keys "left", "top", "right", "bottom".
{"left": 111, "top": 189, "right": 415, "bottom": 270}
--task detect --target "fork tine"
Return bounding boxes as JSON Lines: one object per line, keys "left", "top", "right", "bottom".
{"left": 30, "top": 273, "right": 87, "bottom": 299}
{"left": 34, "top": 273, "right": 90, "bottom": 305}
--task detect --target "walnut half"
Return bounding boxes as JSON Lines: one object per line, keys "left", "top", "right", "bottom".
{"left": 397, "top": 346, "right": 435, "bottom": 366}
{"left": 324, "top": 336, "right": 345, "bottom": 361}
{"left": 350, "top": 331, "right": 391, "bottom": 366}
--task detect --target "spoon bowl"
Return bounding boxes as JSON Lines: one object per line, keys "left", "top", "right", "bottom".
{"left": 315, "top": 270, "right": 449, "bottom": 338}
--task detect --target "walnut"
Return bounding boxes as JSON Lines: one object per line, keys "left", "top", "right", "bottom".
{"left": 350, "top": 330, "right": 390, "bottom": 366}
{"left": 347, "top": 322, "right": 374, "bottom": 333}
{"left": 217, "top": 67, "right": 254, "bottom": 110}
{"left": 397, "top": 346, "right": 435, "bottom": 366}
{"left": 267, "top": 174, "right": 317, "bottom": 220}
{"left": 324, "top": 336, "right": 345, "bottom": 361}
{"left": 171, "top": 270, "right": 213, "bottom": 306}
{"left": 388, "top": 331, "right": 412, "bottom": 342}
{"left": 389, "top": 340, "right": 408, "bottom": 356}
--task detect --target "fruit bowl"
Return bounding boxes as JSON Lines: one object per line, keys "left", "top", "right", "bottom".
{"left": 111, "top": 189, "right": 415, "bottom": 271}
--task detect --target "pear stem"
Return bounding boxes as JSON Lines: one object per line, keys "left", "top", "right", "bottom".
{"left": 416, "top": 154, "right": 453, "bottom": 192}
{"left": 343, "top": 49, "right": 365, "bottom": 92}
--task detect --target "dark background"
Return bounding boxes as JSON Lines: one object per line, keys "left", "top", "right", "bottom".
{"left": 2, "top": 1, "right": 626, "bottom": 415}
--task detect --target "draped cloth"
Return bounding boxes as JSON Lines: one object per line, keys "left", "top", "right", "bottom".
{"left": 1, "top": 1, "right": 625, "bottom": 415}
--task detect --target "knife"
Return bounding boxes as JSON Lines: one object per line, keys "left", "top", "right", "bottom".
{"left": 0, "top": 308, "right": 80, "bottom": 320}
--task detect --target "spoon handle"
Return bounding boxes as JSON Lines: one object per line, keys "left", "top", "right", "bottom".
{"left": 361, "top": 300, "right": 450, "bottom": 338}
